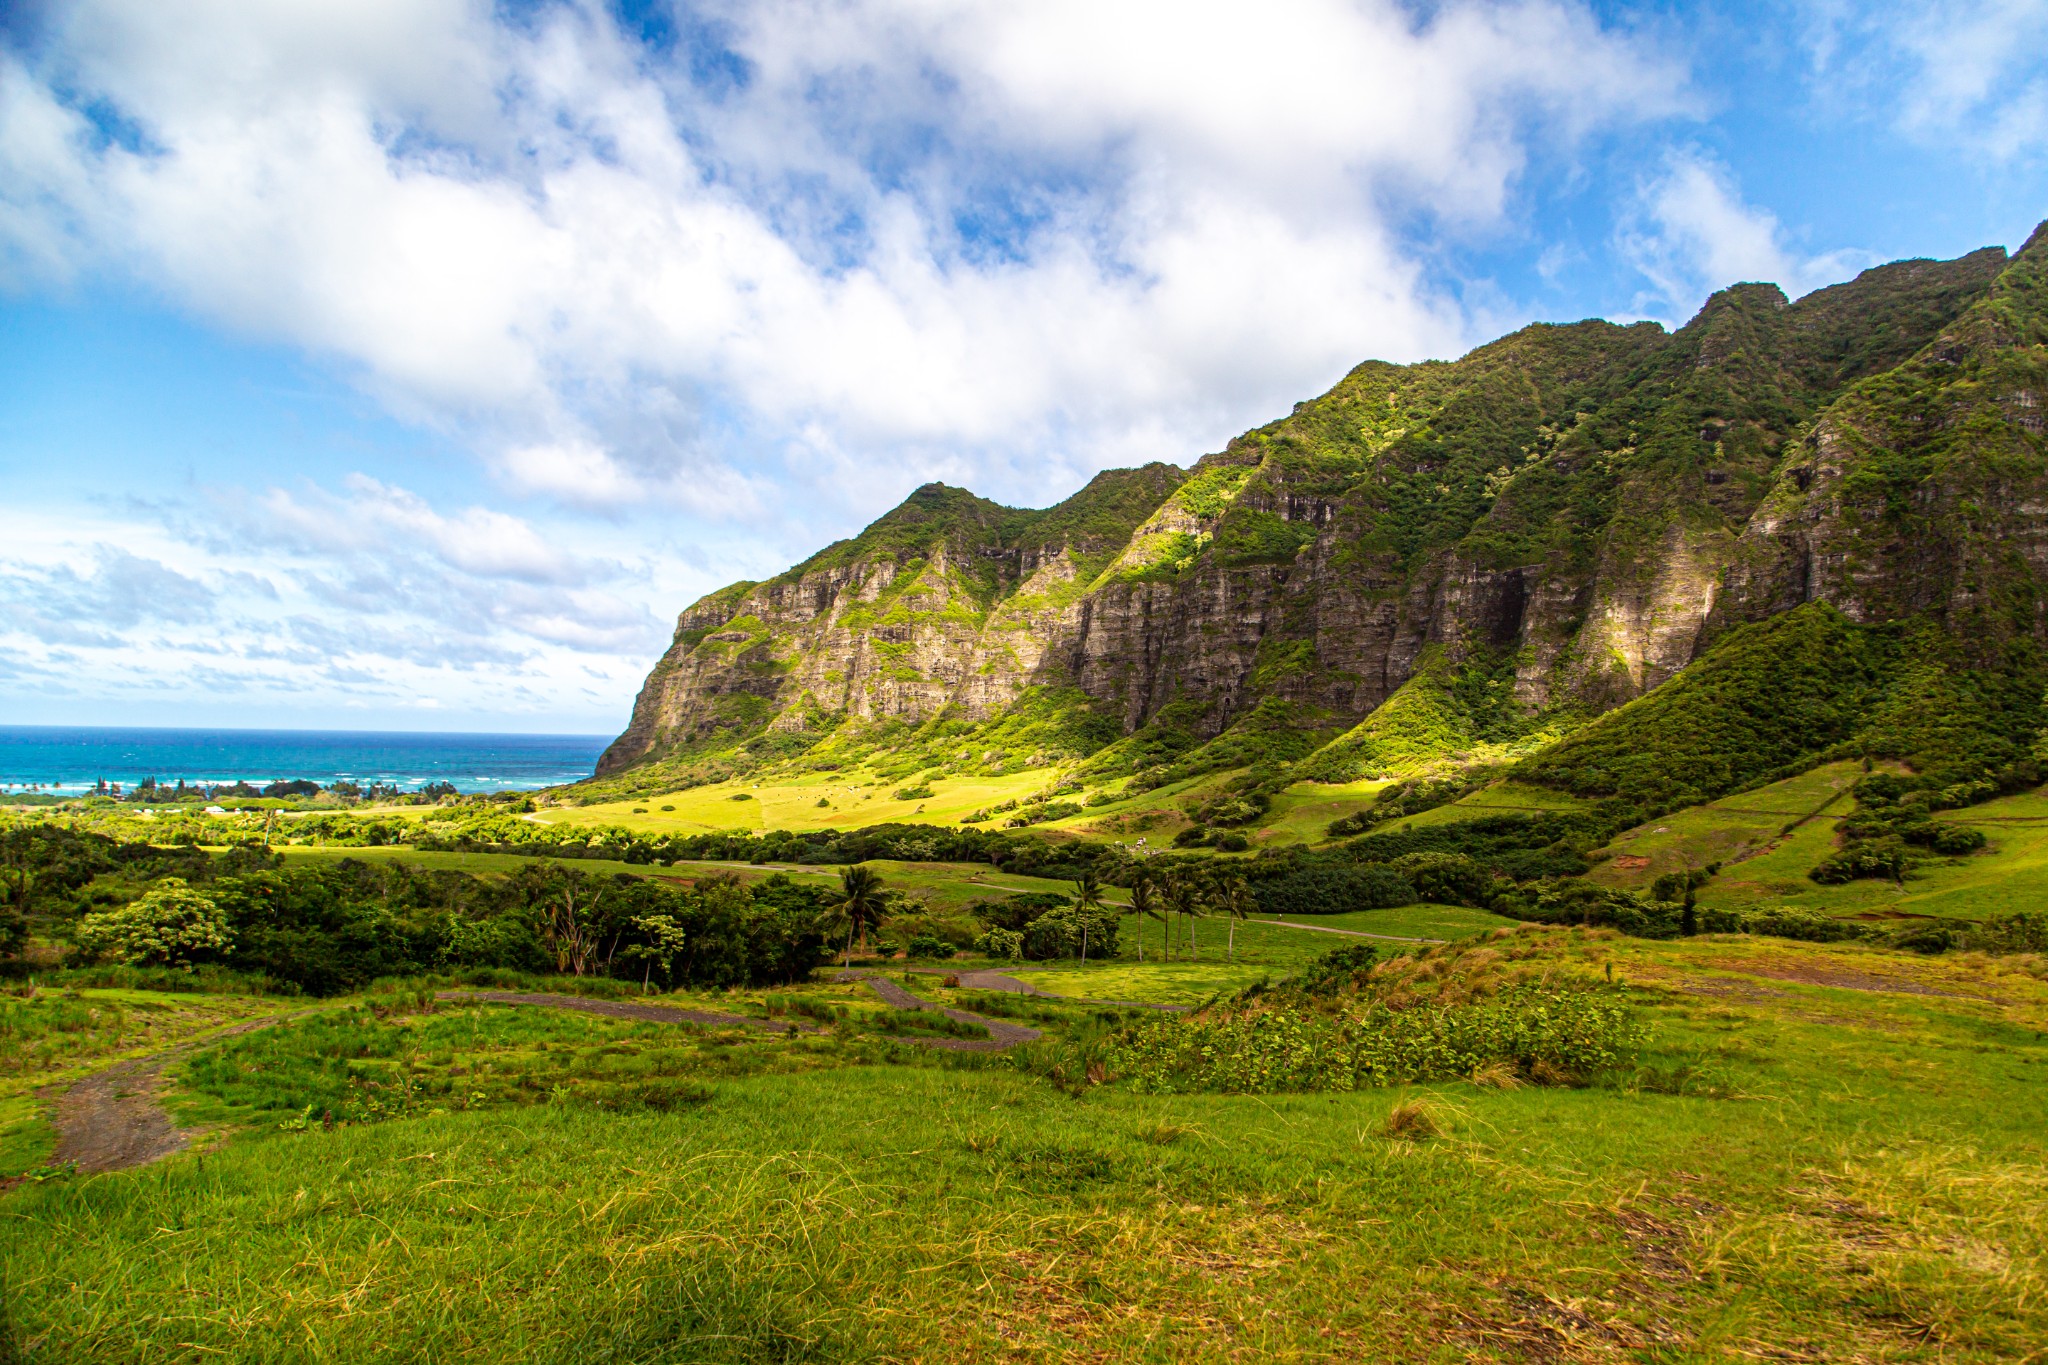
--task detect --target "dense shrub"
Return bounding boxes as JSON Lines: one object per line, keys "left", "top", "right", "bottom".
{"left": 1020, "top": 906, "right": 1120, "bottom": 960}
{"left": 1289, "top": 943, "right": 1379, "bottom": 996}
{"left": 970, "top": 892, "right": 1069, "bottom": 932}
{"left": 1344, "top": 812, "right": 1596, "bottom": 881}
{"left": 1886, "top": 922, "right": 1960, "bottom": 955}
{"left": 1326, "top": 776, "right": 1477, "bottom": 838}
{"left": 75, "top": 879, "right": 233, "bottom": 967}
{"left": 1385, "top": 852, "right": 1499, "bottom": 908}
{"left": 1964, "top": 912, "right": 2048, "bottom": 954}
{"left": 1106, "top": 986, "right": 1642, "bottom": 1094}
{"left": 1251, "top": 863, "right": 1415, "bottom": 917}
{"left": 974, "top": 927, "right": 1024, "bottom": 959}
{"left": 1809, "top": 836, "right": 1911, "bottom": 884}
{"left": 2, "top": 819, "right": 833, "bottom": 994}
{"left": 1734, "top": 906, "right": 1869, "bottom": 943}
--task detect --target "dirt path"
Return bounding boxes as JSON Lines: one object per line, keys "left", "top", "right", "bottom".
{"left": 1257, "top": 918, "right": 1446, "bottom": 944}
{"left": 916, "top": 966, "right": 1189, "bottom": 1012}
{"left": 46, "top": 1015, "right": 292, "bottom": 1176}
{"left": 437, "top": 990, "right": 814, "bottom": 1033}
{"left": 1714, "top": 965, "right": 1993, "bottom": 1001}
{"left": 837, "top": 972, "right": 1043, "bottom": 1051}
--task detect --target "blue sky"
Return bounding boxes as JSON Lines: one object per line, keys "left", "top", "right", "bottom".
{"left": 2, "top": 0, "right": 2044, "bottom": 735}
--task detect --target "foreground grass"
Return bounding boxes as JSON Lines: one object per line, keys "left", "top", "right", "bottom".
{"left": 6, "top": 931, "right": 2048, "bottom": 1361}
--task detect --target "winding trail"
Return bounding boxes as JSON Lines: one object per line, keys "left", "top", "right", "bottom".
{"left": 434, "top": 990, "right": 813, "bottom": 1033}
{"left": 19, "top": 973, "right": 1119, "bottom": 1183}
{"left": 834, "top": 972, "right": 1043, "bottom": 1050}
{"left": 1255, "top": 918, "right": 1446, "bottom": 944}
{"left": 913, "top": 966, "right": 1191, "bottom": 1012}
{"left": 44, "top": 1015, "right": 296, "bottom": 1176}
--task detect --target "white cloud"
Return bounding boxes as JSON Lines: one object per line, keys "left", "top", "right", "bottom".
{"left": 1806, "top": 0, "right": 2048, "bottom": 158}
{"left": 1620, "top": 152, "right": 1874, "bottom": 324}
{"left": 0, "top": 0, "right": 1690, "bottom": 517}
{"left": 0, "top": 484, "right": 697, "bottom": 727}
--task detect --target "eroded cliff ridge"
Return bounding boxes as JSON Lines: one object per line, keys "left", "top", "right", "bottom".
{"left": 597, "top": 226, "right": 2046, "bottom": 793}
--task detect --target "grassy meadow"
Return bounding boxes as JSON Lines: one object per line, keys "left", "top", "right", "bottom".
{"left": 526, "top": 766, "right": 1396, "bottom": 851}
{"left": 6, "top": 928, "right": 2048, "bottom": 1361}
{"left": 1577, "top": 764, "right": 2048, "bottom": 924}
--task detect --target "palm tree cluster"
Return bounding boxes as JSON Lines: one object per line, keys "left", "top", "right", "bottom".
{"left": 1118, "top": 864, "right": 1256, "bottom": 963}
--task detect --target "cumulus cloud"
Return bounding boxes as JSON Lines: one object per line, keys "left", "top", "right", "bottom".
{"left": 0, "top": 0, "right": 1691, "bottom": 516}
{"left": 1620, "top": 152, "right": 1874, "bottom": 324}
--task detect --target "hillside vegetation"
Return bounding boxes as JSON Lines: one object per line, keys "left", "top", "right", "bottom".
{"left": 11, "top": 225, "right": 2048, "bottom": 1362}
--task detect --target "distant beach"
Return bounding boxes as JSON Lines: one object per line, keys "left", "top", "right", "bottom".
{"left": 0, "top": 727, "right": 610, "bottom": 796}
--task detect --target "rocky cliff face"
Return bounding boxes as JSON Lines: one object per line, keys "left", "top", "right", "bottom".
{"left": 599, "top": 229, "right": 2042, "bottom": 785}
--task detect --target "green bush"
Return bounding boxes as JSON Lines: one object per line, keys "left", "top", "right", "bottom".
{"left": 974, "top": 927, "right": 1024, "bottom": 960}
{"left": 1020, "top": 906, "right": 1120, "bottom": 960}
{"left": 1736, "top": 906, "right": 1870, "bottom": 943}
{"left": 906, "top": 934, "right": 957, "bottom": 959}
{"left": 1251, "top": 864, "right": 1415, "bottom": 917}
{"left": 1886, "top": 922, "right": 1959, "bottom": 955}
{"left": 1327, "top": 776, "right": 1476, "bottom": 837}
{"left": 1964, "top": 912, "right": 2048, "bottom": 954}
{"left": 1385, "top": 852, "right": 1499, "bottom": 907}
{"left": 1290, "top": 944, "right": 1380, "bottom": 997}
{"left": 1344, "top": 811, "right": 1595, "bottom": 876}
{"left": 1106, "top": 985, "right": 1642, "bottom": 1094}
{"left": 1809, "top": 836, "right": 1911, "bottom": 884}
{"left": 74, "top": 878, "right": 233, "bottom": 967}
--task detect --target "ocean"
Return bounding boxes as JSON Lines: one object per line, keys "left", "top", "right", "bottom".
{"left": 0, "top": 727, "right": 612, "bottom": 795}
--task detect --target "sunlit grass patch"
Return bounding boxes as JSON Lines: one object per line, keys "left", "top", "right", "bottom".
{"left": 1009, "top": 962, "right": 1271, "bottom": 1006}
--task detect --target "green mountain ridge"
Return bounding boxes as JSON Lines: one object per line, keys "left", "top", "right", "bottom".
{"left": 594, "top": 223, "right": 2048, "bottom": 803}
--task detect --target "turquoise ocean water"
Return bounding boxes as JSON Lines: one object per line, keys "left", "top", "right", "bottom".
{"left": 0, "top": 727, "right": 610, "bottom": 795}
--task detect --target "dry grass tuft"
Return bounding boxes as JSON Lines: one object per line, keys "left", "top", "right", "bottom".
{"left": 1470, "top": 1060, "right": 1524, "bottom": 1090}
{"left": 1380, "top": 1100, "right": 1442, "bottom": 1142}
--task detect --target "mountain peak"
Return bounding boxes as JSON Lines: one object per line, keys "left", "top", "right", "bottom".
{"left": 598, "top": 236, "right": 2036, "bottom": 786}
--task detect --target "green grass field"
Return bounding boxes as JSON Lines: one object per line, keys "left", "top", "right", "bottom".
{"left": 1602, "top": 775, "right": 2048, "bottom": 923}
{"left": 1393, "top": 779, "right": 1595, "bottom": 831}
{"left": 1256, "top": 904, "right": 1522, "bottom": 941}
{"left": 526, "top": 762, "right": 1397, "bottom": 853}
{"left": 1590, "top": 763, "right": 1864, "bottom": 895}
{"left": 543, "top": 768, "right": 1064, "bottom": 836}
{"left": 8, "top": 930, "right": 2048, "bottom": 1361}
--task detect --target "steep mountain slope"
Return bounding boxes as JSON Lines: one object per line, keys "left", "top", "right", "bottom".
{"left": 598, "top": 229, "right": 2040, "bottom": 795}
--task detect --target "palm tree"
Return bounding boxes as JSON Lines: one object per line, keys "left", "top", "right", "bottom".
{"left": 1161, "top": 872, "right": 1196, "bottom": 961}
{"left": 1122, "top": 875, "right": 1163, "bottom": 963}
{"left": 1219, "top": 874, "right": 1255, "bottom": 962}
{"left": 1183, "top": 879, "right": 1206, "bottom": 960}
{"left": 835, "top": 864, "right": 889, "bottom": 968}
{"left": 1071, "top": 870, "right": 1104, "bottom": 962}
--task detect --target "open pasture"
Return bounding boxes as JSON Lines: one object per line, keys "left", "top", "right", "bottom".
{"left": 6, "top": 930, "right": 2047, "bottom": 1362}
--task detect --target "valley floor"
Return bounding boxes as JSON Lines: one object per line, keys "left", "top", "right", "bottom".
{"left": 5, "top": 930, "right": 2047, "bottom": 1363}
